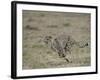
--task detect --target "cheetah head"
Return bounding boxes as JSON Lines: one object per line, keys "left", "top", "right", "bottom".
{"left": 43, "top": 36, "right": 52, "bottom": 45}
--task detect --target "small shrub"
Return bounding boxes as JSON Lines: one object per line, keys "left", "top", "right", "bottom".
{"left": 32, "top": 44, "right": 44, "bottom": 48}
{"left": 25, "top": 25, "right": 40, "bottom": 31}
{"left": 47, "top": 25, "right": 58, "bottom": 28}
{"left": 47, "top": 51, "right": 52, "bottom": 54}
{"left": 63, "top": 23, "right": 70, "bottom": 27}
{"left": 40, "top": 13, "right": 45, "bottom": 17}
{"left": 27, "top": 18, "right": 35, "bottom": 22}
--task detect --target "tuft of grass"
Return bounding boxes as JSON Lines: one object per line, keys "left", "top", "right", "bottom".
{"left": 63, "top": 23, "right": 70, "bottom": 27}
{"left": 39, "top": 13, "right": 45, "bottom": 17}
{"left": 32, "top": 44, "right": 45, "bottom": 48}
{"left": 46, "top": 51, "right": 52, "bottom": 54}
{"left": 27, "top": 18, "right": 35, "bottom": 22}
{"left": 23, "top": 44, "right": 28, "bottom": 48}
{"left": 23, "top": 52, "right": 27, "bottom": 56}
{"left": 25, "top": 25, "right": 40, "bottom": 31}
{"left": 81, "top": 49, "right": 85, "bottom": 53}
{"left": 47, "top": 25, "right": 58, "bottom": 28}
{"left": 32, "top": 62, "right": 47, "bottom": 69}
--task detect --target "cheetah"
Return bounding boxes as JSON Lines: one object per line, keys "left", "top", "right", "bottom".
{"left": 43, "top": 34, "right": 88, "bottom": 62}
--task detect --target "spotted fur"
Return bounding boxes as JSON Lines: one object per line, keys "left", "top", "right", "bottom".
{"left": 43, "top": 34, "right": 88, "bottom": 62}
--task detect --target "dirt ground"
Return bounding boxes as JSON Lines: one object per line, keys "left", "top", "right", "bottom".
{"left": 22, "top": 10, "right": 91, "bottom": 69}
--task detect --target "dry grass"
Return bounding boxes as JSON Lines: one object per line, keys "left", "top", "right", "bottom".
{"left": 25, "top": 25, "right": 40, "bottom": 31}
{"left": 22, "top": 10, "right": 91, "bottom": 69}
{"left": 47, "top": 25, "right": 58, "bottom": 28}
{"left": 63, "top": 23, "right": 71, "bottom": 27}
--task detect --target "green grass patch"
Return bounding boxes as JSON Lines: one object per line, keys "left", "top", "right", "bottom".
{"left": 63, "top": 23, "right": 70, "bottom": 27}
{"left": 25, "top": 25, "right": 40, "bottom": 31}
{"left": 39, "top": 13, "right": 45, "bottom": 17}
{"left": 32, "top": 44, "right": 45, "bottom": 48}
{"left": 47, "top": 25, "right": 58, "bottom": 28}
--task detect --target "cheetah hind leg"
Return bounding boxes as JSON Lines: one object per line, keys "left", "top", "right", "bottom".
{"left": 58, "top": 52, "right": 72, "bottom": 63}
{"left": 64, "top": 57, "right": 72, "bottom": 63}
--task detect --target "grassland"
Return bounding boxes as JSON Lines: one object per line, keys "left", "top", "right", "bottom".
{"left": 22, "top": 10, "right": 91, "bottom": 69}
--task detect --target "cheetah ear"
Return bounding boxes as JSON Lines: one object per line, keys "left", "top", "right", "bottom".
{"left": 48, "top": 36, "right": 52, "bottom": 39}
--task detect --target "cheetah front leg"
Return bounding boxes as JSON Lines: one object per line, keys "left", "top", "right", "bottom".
{"left": 58, "top": 51, "right": 71, "bottom": 63}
